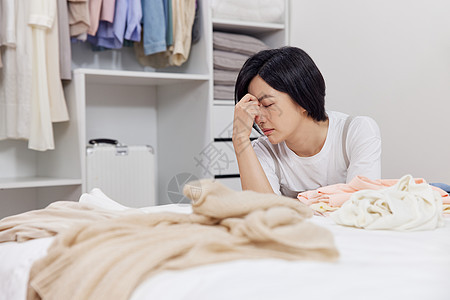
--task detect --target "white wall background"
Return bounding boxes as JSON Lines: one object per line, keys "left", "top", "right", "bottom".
{"left": 289, "top": 0, "right": 450, "bottom": 182}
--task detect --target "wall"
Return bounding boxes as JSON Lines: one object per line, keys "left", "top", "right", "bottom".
{"left": 290, "top": 0, "right": 450, "bottom": 182}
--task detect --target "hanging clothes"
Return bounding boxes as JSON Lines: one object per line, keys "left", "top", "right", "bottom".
{"left": 0, "top": 0, "right": 19, "bottom": 139}
{"left": 133, "top": 0, "right": 170, "bottom": 68}
{"left": 28, "top": 0, "right": 69, "bottom": 151}
{"left": 0, "top": 0, "right": 69, "bottom": 150}
{"left": 1, "top": 0, "right": 16, "bottom": 47}
{"left": 57, "top": 0, "right": 72, "bottom": 80}
{"left": 47, "top": 1, "right": 69, "bottom": 123}
{"left": 101, "top": 0, "right": 116, "bottom": 23}
{"left": 28, "top": 0, "right": 55, "bottom": 150}
{"left": 11, "top": 0, "right": 33, "bottom": 140}
{"left": 141, "top": 0, "right": 167, "bottom": 56}
{"left": 169, "top": 0, "right": 196, "bottom": 66}
{"left": 87, "top": 0, "right": 126, "bottom": 49}
{"left": 135, "top": 0, "right": 196, "bottom": 68}
{"left": 67, "top": 0, "right": 90, "bottom": 37}
{"left": 125, "top": 0, "right": 142, "bottom": 42}
{"left": 165, "top": 0, "right": 173, "bottom": 47}
{"left": 191, "top": 0, "right": 200, "bottom": 44}
{"left": 88, "top": 0, "right": 141, "bottom": 49}
{"left": 87, "top": 0, "right": 103, "bottom": 36}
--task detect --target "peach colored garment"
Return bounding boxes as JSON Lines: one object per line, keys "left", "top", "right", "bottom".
{"left": 87, "top": 0, "right": 102, "bottom": 35}
{"left": 298, "top": 176, "right": 449, "bottom": 211}
{"left": 100, "top": 0, "right": 115, "bottom": 22}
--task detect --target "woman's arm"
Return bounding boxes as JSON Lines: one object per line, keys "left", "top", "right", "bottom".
{"left": 233, "top": 94, "right": 274, "bottom": 193}
{"left": 233, "top": 137, "right": 274, "bottom": 193}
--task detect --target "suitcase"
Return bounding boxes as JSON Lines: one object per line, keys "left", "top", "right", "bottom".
{"left": 86, "top": 139, "right": 156, "bottom": 207}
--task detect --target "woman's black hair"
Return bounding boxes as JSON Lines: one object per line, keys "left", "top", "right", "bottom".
{"left": 234, "top": 46, "right": 327, "bottom": 122}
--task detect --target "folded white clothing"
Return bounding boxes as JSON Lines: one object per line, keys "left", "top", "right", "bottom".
{"left": 79, "top": 188, "right": 193, "bottom": 214}
{"left": 79, "top": 188, "right": 129, "bottom": 211}
{"left": 330, "top": 174, "right": 444, "bottom": 231}
{"left": 211, "top": 0, "right": 285, "bottom": 23}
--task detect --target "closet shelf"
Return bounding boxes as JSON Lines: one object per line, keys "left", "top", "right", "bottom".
{"left": 0, "top": 177, "right": 82, "bottom": 189}
{"left": 212, "top": 18, "right": 284, "bottom": 34}
{"left": 74, "top": 68, "right": 209, "bottom": 86}
{"left": 214, "top": 99, "right": 235, "bottom": 106}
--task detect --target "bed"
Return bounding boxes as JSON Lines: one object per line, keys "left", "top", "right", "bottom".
{"left": 1, "top": 179, "right": 449, "bottom": 300}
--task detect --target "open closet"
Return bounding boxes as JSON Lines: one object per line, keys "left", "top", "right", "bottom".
{"left": 0, "top": 0, "right": 289, "bottom": 218}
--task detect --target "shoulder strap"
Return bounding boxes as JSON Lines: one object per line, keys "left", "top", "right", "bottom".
{"left": 259, "top": 139, "right": 281, "bottom": 180}
{"left": 342, "top": 116, "right": 354, "bottom": 168}
{"left": 259, "top": 140, "right": 303, "bottom": 198}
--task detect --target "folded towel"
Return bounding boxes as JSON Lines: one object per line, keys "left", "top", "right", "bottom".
{"left": 213, "top": 31, "right": 269, "bottom": 56}
{"left": 214, "top": 50, "right": 249, "bottom": 71}
{"left": 214, "top": 85, "right": 235, "bottom": 100}
{"left": 211, "top": 0, "right": 285, "bottom": 23}
{"left": 330, "top": 175, "right": 444, "bottom": 231}
{"left": 214, "top": 69, "right": 239, "bottom": 85}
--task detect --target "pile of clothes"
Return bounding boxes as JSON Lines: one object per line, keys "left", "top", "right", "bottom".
{"left": 298, "top": 174, "right": 449, "bottom": 231}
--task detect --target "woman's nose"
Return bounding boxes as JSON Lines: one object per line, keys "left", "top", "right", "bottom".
{"left": 255, "top": 115, "right": 261, "bottom": 125}
{"left": 258, "top": 108, "right": 268, "bottom": 122}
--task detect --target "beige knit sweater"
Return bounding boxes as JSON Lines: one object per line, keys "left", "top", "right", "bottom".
{"left": 0, "top": 201, "right": 141, "bottom": 243}
{"left": 22, "top": 180, "right": 338, "bottom": 300}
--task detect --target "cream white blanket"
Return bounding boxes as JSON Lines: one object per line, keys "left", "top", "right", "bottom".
{"left": 331, "top": 175, "right": 444, "bottom": 231}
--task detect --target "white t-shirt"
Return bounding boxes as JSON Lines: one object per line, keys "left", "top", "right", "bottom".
{"left": 252, "top": 111, "right": 381, "bottom": 195}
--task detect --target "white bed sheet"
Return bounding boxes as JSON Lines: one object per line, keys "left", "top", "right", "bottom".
{"left": 131, "top": 215, "right": 450, "bottom": 300}
{"left": 0, "top": 238, "right": 53, "bottom": 300}
{"left": 1, "top": 205, "right": 449, "bottom": 300}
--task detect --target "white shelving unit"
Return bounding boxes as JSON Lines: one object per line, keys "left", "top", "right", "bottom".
{"left": 66, "top": 68, "right": 211, "bottom": 206}
{"left": 212, "top": 19, "right": 285, "bottom": 33}
{"left": 0, "top": 178, "right": 82, "bottom": 189}
{"left": 211, "top": 1, "right": 290, "bottom": 190}
{"left": 0, "top": 0, "right": 289, "bottom": 218}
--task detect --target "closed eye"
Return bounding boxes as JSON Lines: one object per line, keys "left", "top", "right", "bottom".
{"left": 263, "top": 103, "right": 274, "bottom": 108}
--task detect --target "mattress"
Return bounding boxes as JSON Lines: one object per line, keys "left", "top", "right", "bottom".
{"left": 1, "top": 204, "right": 449, "bottom": 300}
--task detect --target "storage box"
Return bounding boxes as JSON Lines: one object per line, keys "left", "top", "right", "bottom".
{"left": 86, "top": 141, "right": 155, "bottom": 207}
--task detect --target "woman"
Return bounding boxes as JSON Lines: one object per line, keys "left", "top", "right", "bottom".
{"left": 232, "top": 46, "right": 381, "bottom": 197}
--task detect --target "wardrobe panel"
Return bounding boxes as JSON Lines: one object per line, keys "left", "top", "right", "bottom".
{"left": 156, "top": 80, "right": 211, "bottom": 204}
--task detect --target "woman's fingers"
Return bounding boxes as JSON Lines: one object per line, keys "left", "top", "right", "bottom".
{"left": 236, "top": 94, "right": 260, "bottom": 122}
{"left": 238, "top": 93, "right": 260, "bottom": 117}
{"left": 239, "top": 93, "right": 259, "bottom": 103}
{"left": 233, "top": 94, "right": 260, "bottom": 140}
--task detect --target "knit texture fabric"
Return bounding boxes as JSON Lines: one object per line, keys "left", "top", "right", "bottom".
{"left": 26, "top": 179, "right": 338, "bottom": 300}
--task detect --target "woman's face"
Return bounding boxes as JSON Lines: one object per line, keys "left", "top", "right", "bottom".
{"left": 248, "top": 75, "right": 306, "bottom": 144}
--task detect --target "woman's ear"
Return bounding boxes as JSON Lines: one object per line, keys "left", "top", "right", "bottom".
{"left": 296, "top": 104, "right": 307, "bottom": 115}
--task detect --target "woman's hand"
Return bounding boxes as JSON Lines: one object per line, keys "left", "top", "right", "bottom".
{"left": 232, "top": 93, "right": 260, "bottom": 143}
{"left": 232, "top": 94, "right": 274, "bottom": 194}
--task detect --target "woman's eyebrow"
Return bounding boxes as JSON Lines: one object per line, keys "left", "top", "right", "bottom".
{"left": 257, "top": 94, "right": 275, "bottom": 101}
